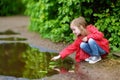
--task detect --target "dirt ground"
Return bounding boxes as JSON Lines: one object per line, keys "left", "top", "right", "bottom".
{"left": 0, "top": 16, "right": 120, "bottom": 80}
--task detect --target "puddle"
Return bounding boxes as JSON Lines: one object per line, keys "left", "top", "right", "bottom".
{"left": 0, "top": 30, "right": 74, "bottom": 79}
{"left": 0, "top": 30, "right": 20, "bottom": 35}
{"left": 0, "top": 30, "right": 27, "bottom": 43}
{"left": 0, "top": 42, "right": 74, "bottom": 79}
{"left": 0, "top": 37, "right": 27, "bottom": 41}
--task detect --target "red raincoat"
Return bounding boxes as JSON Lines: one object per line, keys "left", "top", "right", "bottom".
{"left": 60, "top": 24, "right": 110, "bottom": 62}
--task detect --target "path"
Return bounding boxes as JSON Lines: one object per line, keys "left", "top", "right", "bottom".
{"left": 0, "top": 16, "right": 120, "bottom": 80}
{"left": 0, "top": 16, "right": 67, "bottom": 52}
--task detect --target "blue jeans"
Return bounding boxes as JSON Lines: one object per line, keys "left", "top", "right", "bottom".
{"left": 80, "top": 38, "right": 106, "bottom": 56}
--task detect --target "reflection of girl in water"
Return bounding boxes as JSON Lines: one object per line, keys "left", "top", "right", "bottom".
{"left": 53, "top": 67, "right": 69, "bottom": 74}
{"left": 53, "top": 63, "right": 90, "bottom": 80}
{"left": 53, "top": 63, "right": 82, "bottom": 74}
{"left": 53, "top": 60, "right": 74, "bottom": 74}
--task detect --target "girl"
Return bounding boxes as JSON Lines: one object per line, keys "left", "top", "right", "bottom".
{"left": 51, "top": 16, "right": 109, "bottom": 64}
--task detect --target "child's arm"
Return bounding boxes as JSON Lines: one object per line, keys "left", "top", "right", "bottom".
{"left": 82, "top": 37, "right": 88, "bottom": 42}
{"left": 51, "top": 37, "right": 81, "bottom": 61}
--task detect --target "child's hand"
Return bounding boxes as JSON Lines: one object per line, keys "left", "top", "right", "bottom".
{"left": 51, "top": 55, "right": 61, "bottom": 61}
{"left": 82, "top": 37, "right": 88, "bottom": 42}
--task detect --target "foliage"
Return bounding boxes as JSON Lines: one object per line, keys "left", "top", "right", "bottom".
{"left": 22, "top": 0, "right": 120, "bottom": 51}
{"left": 22, "top": 47, "right": 74, "bottom": 79}
{"left": 22, "top": 47, "right": 50, "bottom": 78}
{"left": 0, "top": 0, "right": 25, "bottom": 16}
{"left": 94, "top": 0, "right": 120, "bottom": 51}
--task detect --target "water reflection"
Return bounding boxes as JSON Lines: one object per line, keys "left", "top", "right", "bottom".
{"left": 22, "top": 47, "right": 74, "bottom": 79}
{"left": 0, "top": 43, "right": 74, "bottom": 79}
{"left": 0, "top": 43, "right": 27, "bottom": 77}
{"left": 0, "top": 30, "right": 19, "bottom": 35}
{"left": 44, "top": 63, "right": 91, "bottom": 80}
{"left": 0, "top": 37, "right": 27, "bottom": 41}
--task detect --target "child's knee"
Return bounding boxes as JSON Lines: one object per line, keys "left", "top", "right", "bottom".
{"left": 80, "top": 42, "right": 87, "bottom": 49}
{"left": 88, "top": 38, "right": 95, "bottom": 44}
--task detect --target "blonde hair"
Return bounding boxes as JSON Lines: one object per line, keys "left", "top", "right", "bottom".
{"left": 70, "top": 16, "right": 88, "bottom": 36}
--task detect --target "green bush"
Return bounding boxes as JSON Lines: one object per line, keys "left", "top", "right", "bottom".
{"left": 0, "top": 0, "right": 25, "bottom": 16}
{"left": 23, "top": 0, "right": 95, "bottom": 42}
{"left": 94, "top": 0, "right": 120, "bottom": 51}
{"left": 23, "top": 0, "right": 120, "bottom": 51}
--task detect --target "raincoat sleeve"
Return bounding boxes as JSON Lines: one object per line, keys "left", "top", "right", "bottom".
{"left": 87, "top": 25, "right": 104, "bottom": 40}
{"left": 59, "top": 39, "right": 78, "bottom": 59}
